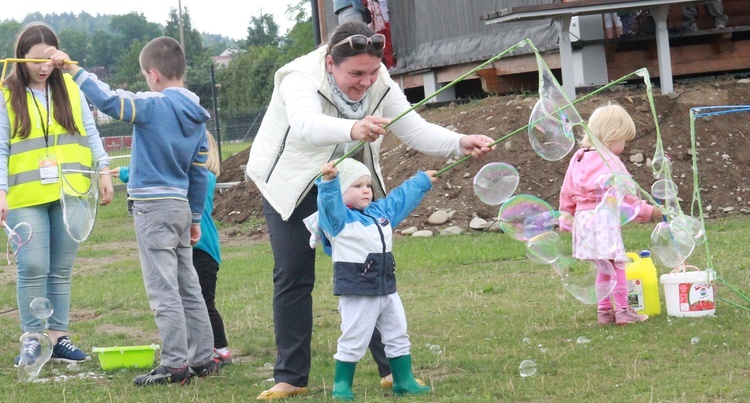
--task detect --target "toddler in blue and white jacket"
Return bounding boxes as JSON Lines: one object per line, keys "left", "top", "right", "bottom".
{"left": 311, "top": 158, "right": 434, "bottom": 399}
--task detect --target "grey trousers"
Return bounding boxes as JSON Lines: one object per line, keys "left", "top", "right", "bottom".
{"left": 682, "top": 1, "right": 728, "bottom": 29}
{"left": 133, "top": 199, "right": 214, "bottom": 368}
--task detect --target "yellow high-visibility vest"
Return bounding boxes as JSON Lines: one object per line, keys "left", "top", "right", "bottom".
{"left": 2, "top": 74, "right": 92, "bottom": 209}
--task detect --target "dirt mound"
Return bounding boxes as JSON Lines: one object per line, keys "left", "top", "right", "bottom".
{"left": 213, "top": 77, "right": 750, "bottom": 239}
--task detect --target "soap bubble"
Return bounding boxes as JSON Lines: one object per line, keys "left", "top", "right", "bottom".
{"left": 429, "top": 345, "right": 443, "bottom": 355}
{"left": 528, "top": 97, "right": 577, "bottom": 161}
{"left": 670, "top": 214, "right": 706, "bottom": 246}
{"left": 691, "top": 337, "right": 700, "bottom": 345}
{"left": 557, "top": 210, "right": 574, "bottom": 232}
{"left": 473, "top": 162, "right": 519, "bottom": 205}
{"left": 553, "top": 257, "right": 616, "bottom": 304}
{"left": 17, "top": 333, "right": 53, "bottom": 382}
{"left": 595, "top": 173, "right": 642, "bottom": 224}
{"left": 519, "top": 359, "right": 537, "bottom": 377}
{"left": 522, "top": 338, "right": 532, "bottom": 345}
{"left": 498, "top": 195, "right": 557, "bottom": 241}
{"left": 651, "top": 179, "right": 678, "bottom": 200}
{"left": 650, "top": 222, "right": 695, "bottom": 268}
{"left": 651, "top": 153, "right": 672, "bottom": 180}
{"left": 526, "top": 231, "right": 563, "bottom": 264}
{"left": 30, "top": 297, "right": 53, "bottom": 320}
{"left": 576, "top": 336, "right": 591, "bottom": 345}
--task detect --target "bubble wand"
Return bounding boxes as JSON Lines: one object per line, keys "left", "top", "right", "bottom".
{"left": 0, "top": 58, "right": 78, "bottom": 86}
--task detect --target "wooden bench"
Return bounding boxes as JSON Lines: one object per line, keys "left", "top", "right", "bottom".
{"left": 481, "top": 0, "right": 710, "bottom": 99}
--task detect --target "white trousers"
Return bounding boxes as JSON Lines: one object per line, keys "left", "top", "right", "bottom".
{"left": 334, "top": 293, "right": 410, "bottom": 362}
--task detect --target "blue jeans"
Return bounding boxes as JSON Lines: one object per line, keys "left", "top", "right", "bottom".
{"left": 8, "top": 201, "right": 79, "bottom": 333}
{"left": 132, "top": 199, "right": 214, "bottom": 368}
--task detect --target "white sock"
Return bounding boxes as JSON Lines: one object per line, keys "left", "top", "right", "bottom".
{"left": 216, "top": 347, "right": 229, "bottom": 354}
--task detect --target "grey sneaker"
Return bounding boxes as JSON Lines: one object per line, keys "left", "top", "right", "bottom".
{"left": 615, "top": 307, "right": 648, "bottom": 325}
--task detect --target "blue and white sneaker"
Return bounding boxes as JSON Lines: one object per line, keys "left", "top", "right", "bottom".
{"left": 50, "top": 336, "right": 91, "bottom": 364}
{"left": 13, "top": 337, "right": 41, "bottom": 367}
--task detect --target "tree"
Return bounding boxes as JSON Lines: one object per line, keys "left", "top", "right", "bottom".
{"left": 108, "top": 13, "right": 162, "bottom": 78}
{"left": 244, "top": 14, "right": 280, "bottom": 48}
{"left": 279, "top": 2, "right": 314, "bottom": 64}
{"left": 58, "top": 29, "right": 88, "bottom": 66}
{"left": 217, "top": 46, "right": 281, "bottom": 112}
{"left": 87, "top": 30, "right": 117, "bottom": 70}
{"left": 111, "top": 38, "right": 149, "bottom": 89}
{"left": 164, "top": 7, "right": 208, "bottom": 68}
{"left": 0, "top": 20, "right": 23, "bottom": 57}
{"left": 110, "top": 12, "right": 162, "bottom": 44}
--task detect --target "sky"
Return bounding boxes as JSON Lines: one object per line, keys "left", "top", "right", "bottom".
{"left": 5, "top": 0, "right": 304, "bottom": 41}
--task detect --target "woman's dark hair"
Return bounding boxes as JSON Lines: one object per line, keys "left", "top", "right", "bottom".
{"left": 326, "top": 21, "right": 384, "bottom": 65}
{"left": 4, "top": 22, "right": 79, "bottom": 139}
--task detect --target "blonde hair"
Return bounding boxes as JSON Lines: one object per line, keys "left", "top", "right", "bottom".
{"left": 581, "top": 103, "right": 636, "bottom": 148}
{"left": 205, "top": 131, "right": 221, "bottom": 177}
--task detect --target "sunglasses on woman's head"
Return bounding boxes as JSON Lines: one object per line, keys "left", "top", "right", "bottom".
{"left": 332, "top": 34, "right": 386, "bottom": 51}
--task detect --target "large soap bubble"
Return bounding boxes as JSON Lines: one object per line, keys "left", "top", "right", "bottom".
{"left": 528, "top": 97, "right": 577, "bottom": 161}
{"left": 670, "top": 214, "right": 706, "bottom": 246}
{"left": 17, "top": 333, "right": 53, "bottom": 382}
{"left": 650, "top": 221, "right": 695, "bottom": 268}
{"left": 526, "top": 231, "right": 563, "bottom": 264}
{"left": 651, "top": 178, "right": 678, "bottom": 200}
{"left": 498, "top": 195, "right": 557, "bottom": 242}
{"left": 553, "top": 257, "right": 616, "bottom": 304}
{"left": 473, "top": 162, "right": 519, "bottom": 205}
{"left": 596, "top": 173, "right": 642, "bottom": 224}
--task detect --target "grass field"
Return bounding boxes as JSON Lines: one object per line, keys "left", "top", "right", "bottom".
{"left": 0, "top": 193, "right": 749, "bottom": 401}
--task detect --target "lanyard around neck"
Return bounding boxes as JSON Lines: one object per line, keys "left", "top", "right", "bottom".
{"left": 29, "top": 84, "right": 52, "bottom": 148}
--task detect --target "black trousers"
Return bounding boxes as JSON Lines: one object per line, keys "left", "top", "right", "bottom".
{"left": 263, "top": 190, "right": 390, "bottom": 387}
{"left": 192, "top": 248, "right": 228, "bottom": 348}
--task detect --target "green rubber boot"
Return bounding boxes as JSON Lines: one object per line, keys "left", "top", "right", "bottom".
{"left": 332, "top": 360, "right": 357, "bottom": 400}
{"left": 388, "top": 355, "right": 431, "bottom": 396}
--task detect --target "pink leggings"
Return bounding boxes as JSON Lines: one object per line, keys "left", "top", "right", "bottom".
{"left": 597, "top": 260, "right": 627, "bottom": 310}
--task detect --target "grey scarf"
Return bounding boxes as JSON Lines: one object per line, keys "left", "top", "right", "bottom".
{"left": 327, "top": 73, "right": 369, "bottom": 120}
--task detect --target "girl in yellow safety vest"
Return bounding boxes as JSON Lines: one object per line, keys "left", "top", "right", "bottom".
{"left": 0, "top": 22, "right": 113, "bottom": 367}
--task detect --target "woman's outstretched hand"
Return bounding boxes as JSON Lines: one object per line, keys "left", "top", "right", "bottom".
{"left": 459, "top": 135, "right": 496, "bottom": 158}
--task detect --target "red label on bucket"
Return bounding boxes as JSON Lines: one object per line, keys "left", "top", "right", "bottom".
{"left": 678, "top": 281, "right": 715, "bottom": 312}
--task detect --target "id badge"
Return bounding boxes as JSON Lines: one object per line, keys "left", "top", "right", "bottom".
{"left": 39, "top": 155, "right": 59, "bottom": 184}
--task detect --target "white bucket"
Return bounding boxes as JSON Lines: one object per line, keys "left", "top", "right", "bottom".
{"left": 659, "top": 266, "right": 717, "bottom": 317}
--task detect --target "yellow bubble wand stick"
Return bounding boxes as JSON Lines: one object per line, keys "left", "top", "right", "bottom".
{"left": 0, "top": 58, "right": 78, "bottom": 87}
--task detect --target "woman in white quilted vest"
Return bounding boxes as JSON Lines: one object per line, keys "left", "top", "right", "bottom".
{"left": 247, "top": 20, "right": 494, "bottom": 400}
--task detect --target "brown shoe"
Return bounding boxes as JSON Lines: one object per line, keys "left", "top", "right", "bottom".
{"left": 256, "top": 386, "right": 308, "bottom": 400}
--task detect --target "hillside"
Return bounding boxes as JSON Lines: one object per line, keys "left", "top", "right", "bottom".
{"left": 213, "top": 76, "right": 750, "bottom": 241}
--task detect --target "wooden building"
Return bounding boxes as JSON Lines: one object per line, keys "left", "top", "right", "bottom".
{"left": 314, "top": 1, "right": 750, "bottom": 102}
